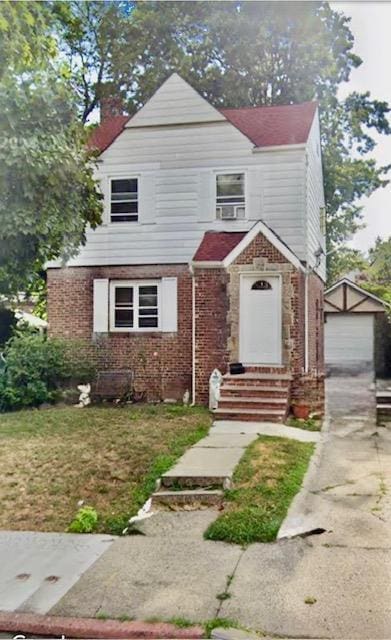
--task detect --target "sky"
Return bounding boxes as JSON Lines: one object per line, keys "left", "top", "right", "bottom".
{"left": 331, "top": 1, "right": 391, "bottom": 253}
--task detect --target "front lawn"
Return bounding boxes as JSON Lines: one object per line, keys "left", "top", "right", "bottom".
{"left": 205, "top": 435, "right": 314, "bottom": 545}
{"left": 0, "top": 404, "right": 211, "bottom": 534}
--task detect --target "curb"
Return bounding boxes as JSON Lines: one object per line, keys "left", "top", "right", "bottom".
{"left": 0, "top": 611, "right": 204, "bottom": 639}
{"left": 276, "top": 413, "right": 330, "bottom": 539}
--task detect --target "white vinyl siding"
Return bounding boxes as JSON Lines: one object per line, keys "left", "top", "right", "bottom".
{"left": 306, "top": 112, "right": 326, "bottom": 280}
{"left": 52, "top": 75, "right": 314, "bottom": 268}
{"left": 325, "top": 314, "right": 374, "bottom": 370}
{"left": 60, "top": 124, "right": 306, "bottom": 267}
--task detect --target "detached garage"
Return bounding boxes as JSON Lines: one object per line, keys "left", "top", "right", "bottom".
{"left": 324, "top": 278, "right": 386, "bottom": 374}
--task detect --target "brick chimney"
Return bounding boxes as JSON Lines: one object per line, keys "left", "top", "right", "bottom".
{"left": 100, "top": 96, "right": 125, "bottom": 121}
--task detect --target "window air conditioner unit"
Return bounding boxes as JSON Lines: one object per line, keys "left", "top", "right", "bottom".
{"left": 218, "top": 205, "right": 245, "bottom": 220}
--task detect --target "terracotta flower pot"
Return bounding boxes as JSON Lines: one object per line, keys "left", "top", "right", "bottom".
{"left": 292, "top": 403, "right": 310, "bottom": 420}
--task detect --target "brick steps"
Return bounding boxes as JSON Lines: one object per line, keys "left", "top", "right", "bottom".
{"left": 216, "top": 368, "right": 290, "bottom": 422}
{"left": 213, "top": 407, "right": 286, "bottom": 422}
{"left": 218, "top": 396, "right": 287, "bottom": 411}
{"left": 221, "top": 384, "right": 289, "bottom": 397}
{"left": 223, "top": 372, "right": 292, "bottom": 382}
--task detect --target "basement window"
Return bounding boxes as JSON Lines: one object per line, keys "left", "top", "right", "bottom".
{"left": 110, "top": 281, "right": 160, "bottom": 331}
{"left": 110, "top": 178, "right": 138, "bottom": 223}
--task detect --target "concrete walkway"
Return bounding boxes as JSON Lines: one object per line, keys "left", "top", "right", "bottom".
{"left": 163, "top": 420, "right": 319, "bottom": 485}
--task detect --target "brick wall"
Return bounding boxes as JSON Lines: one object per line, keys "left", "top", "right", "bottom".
{"left": 193, "top": 267, "right": 229, "bottom": 404}
{"left": 47, "top": 265, "right": 192, "bottom": 402}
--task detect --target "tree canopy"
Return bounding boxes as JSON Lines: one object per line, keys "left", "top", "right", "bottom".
{"left": 0, "top": 0, "right": 102, "bottom": 296}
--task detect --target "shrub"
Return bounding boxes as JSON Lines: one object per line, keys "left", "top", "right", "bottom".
{"left": 0, "top": 305, "right": 16, "bottom": 347}
{"left": 68, "top": 506, "right": 98, "bottom": 533}
{"left": 0, "top": 328, "right": 96, "bottom": 411}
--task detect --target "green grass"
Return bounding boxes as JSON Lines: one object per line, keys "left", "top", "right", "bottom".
{"left": 0, "top": 403, "right": 211, "bottom": 534}
{"left": 286, "top": 416, "right": 322, "bottom": 431}
{"left": 205, "top": 435, "right": 314, "bottom": 545}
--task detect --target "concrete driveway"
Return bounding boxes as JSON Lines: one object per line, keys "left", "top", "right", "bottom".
{"left": 221, "top": 373, "right": 391, "bottom": 638}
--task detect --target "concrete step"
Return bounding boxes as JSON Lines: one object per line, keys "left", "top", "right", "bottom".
{"left": 152, "top": 488, "right": 223, "bottom": 507}
{"left": 213, "top": 407, "right": 286, "bottom": 422}
{"left": 220, "top": 384, "right": 289, "bottom": 397}
{"left": 161, "top": 475, "right": 228, "bottom": 489}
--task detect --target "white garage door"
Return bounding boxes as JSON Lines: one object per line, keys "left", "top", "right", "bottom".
{"left": 325, "top": 313, "right": 374, "bottom": 371}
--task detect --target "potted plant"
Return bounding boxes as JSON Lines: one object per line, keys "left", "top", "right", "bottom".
{"left": 291, "top": 399, "right": 311, "bottom": 420}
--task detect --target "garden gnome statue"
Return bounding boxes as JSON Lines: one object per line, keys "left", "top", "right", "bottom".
{"left": 209, "top": 369, "right": 223, "bottom": 410}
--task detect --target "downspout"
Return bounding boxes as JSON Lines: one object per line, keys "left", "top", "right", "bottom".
{"left": 304, "top": 269, "right": 309, "bottom": 373}
{"left": 190, "top": 264, "right": 196, "bottom": 405}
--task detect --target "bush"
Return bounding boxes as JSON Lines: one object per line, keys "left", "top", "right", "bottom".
{"left": 0, "top": 305, "right": 16, "bottom": 347}
{"left": 68, "top": 506, "right": 98, "bottom": 533}
{"left": 0, "top": 329, "right": 96, "bottom": 412}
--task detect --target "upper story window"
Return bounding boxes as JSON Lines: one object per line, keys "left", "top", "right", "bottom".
{"left": 110, "top": 280, "right": 160, "bottom": 331}
{"left": 216, "top": 173, "right": 245, "bottom": 220}
{"left": 110, "top": 178, "right": 138, "bottom": 223}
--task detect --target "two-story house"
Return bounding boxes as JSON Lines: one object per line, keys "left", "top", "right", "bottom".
{"left": 47, "top": 73, "right": 326, "bottom": 420}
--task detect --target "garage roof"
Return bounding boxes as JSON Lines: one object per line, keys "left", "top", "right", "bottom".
{"left": 325, "top": 278, "right": 386, "bottom": 313}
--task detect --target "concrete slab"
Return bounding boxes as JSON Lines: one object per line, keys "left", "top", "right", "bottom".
{"left": 50, "top": 512, "right": 242, "bottom": 622}
{"left": 0, "top": 531, "right": 114, "bottom": 614}
{"left": 193, "top": 432, "right": 257, "bottom": 448}
{"left": 220, "top": 541, "right": 391, "bottom": 639}
{"left": 212, "top": 420, "right": 320, "bottom": 442}
{"left": 163, "top": 446, "right": 246, "bottom": 478}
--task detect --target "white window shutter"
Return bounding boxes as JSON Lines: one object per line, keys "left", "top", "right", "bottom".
{"left": 198, "top": 172, "right": 215, "bottom": 222}
{"left": 93, "top": 279, "right": 109, "bottom": 333}
{"left": 139, "top": 174, "right": 156, "bottom": 225}
{"left": 161, "top": 277, "right": 178, "bottom": 332}
{"left": 247, "top": 168, "right": 263, "bottom": 220}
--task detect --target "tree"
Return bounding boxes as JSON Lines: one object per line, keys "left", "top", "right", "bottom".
{"left": 0, "top": 1, "right": 102, "bottom": 296}
{"left": 56, "top": 0, "right": 390, "bottom": 280}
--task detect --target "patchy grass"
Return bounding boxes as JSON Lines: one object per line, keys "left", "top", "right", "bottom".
{"left": 0, "top": 404, "right": 211, "bottom": 534}
{"left": 286, "top": 416, "right": 322, "bottom": 432}
{"left": 205, "top": 436, "right": 314, "bottom": 545}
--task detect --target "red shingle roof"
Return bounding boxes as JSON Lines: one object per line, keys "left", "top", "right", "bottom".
{"left": 88, "top": 115, "right": 130, "bottom": 153}
{"left": 193, "top": 231, "right": 247, "bottom": 262}
{"left": 89, "top": 101, "right": 317, "bottom": 153}
{"left": 220, "top": 102, "right": 317, "bottom": 147}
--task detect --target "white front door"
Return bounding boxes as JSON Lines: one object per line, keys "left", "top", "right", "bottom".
{"left": 239, "top": 274, "right": 282, "bottom": 364}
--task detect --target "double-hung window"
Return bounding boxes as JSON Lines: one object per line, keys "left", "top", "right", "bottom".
{"left": 110, "top": 178, "right": 138, "bottom": 223}
{"left": 216, "top": 173, "right": 245, "bottom": 220}
{"left": 110, "top": 281, "right": 160, "bottom": 331}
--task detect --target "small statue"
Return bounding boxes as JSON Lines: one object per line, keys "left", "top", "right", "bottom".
{"left": 183, "top": 389, "right": 190, "bottom": 406}
{"left": 209, "top": 369, "right": 223, "bottom": 410}
{"left": 75, "top": 383, "right": 91, "bottom": 408}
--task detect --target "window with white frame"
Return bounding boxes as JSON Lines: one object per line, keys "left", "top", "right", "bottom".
{"left": 110, "top": 281, "right": 159, "bottom": 331}
{"left": 216, "top": 173, "right": 245, "bottom": 220}
{"left": 110, "top": 178, "right": 138, "bottom": 223}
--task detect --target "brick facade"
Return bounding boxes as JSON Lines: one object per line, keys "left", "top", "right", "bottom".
{"left": 47, "top": 231, "right": 325, "bottom": 413}
{"left": 47, "top": 264, "right": 192, "bottom": 402}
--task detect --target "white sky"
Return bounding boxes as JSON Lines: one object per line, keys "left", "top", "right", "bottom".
{"left": 331, "top": 1, "right": 391, "bottom": 253}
